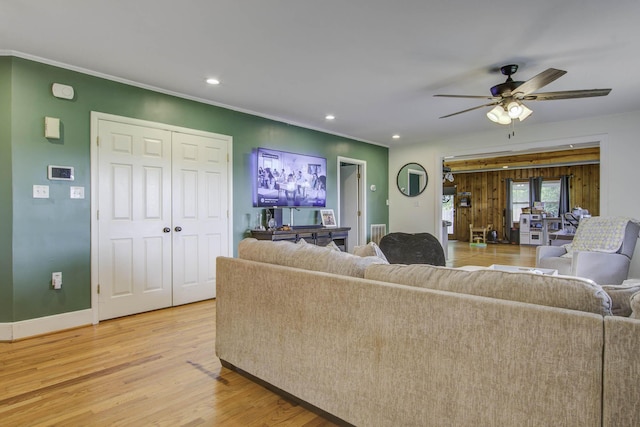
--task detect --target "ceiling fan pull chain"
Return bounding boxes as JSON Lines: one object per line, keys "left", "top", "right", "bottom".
{"left": 507, "top": 121, "right": 515, "bottom": 139}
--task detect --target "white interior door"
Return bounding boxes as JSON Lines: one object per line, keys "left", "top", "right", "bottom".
{"left": 97, "top": 120, "right": 173, "bottom": 320}
{"left": 172, "top": 132, "right": 228, "bottom": 305}
{"left": 94, "top": 114, "right": 232, "bottom": 321}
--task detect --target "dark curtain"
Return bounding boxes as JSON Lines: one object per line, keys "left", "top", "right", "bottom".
{"left": 529, "top": 176, "right": 543, "bottom": 207}
{"left": 505, "top": 178, "right": 513, "bottom": 241}
{"left": 558, "top": 175, "right": 571, "bottom": 217}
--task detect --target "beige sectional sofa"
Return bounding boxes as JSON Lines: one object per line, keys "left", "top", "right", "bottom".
{"left": 215, "top": 238, "right": 640, "bottom": 426}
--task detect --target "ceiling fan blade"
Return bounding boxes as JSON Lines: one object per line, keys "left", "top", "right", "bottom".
{"left": 434, "top": 94, "right": 497, "bottom": 100}
{"left": 524, "top": 88, "right": 612, "bottom": 101}
{"left": 439, "top": 101, "right": 499, "bottom": 119}
{"left": 512, "top": 68, "right": 567, "bottom": 97}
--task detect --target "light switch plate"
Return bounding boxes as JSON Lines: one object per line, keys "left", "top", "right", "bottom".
{"left": 70, "top": 186, "right": 85, "bottom": 199}
{"left": 45, "top": 117, "right": 60, "bottom": 139}
{"left": 33, "top": 185, "right": 49, "bottom": 198}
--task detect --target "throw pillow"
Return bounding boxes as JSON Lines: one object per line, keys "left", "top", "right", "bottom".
{"left": 325, "top": 241, "right": 341, "bottom": 251}
{"left": 353, "top": 241, "right": 389, "bottom": 263}
{"left": 603, "top": 280, "right": 640, "bottom": 316}
{"left": 561, "top": 243, "right": 573, "bottom": 258}
{"left": 630, "top": 291, "right": 640, "bottom": 320}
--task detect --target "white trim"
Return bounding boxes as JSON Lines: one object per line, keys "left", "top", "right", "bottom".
{"left": 337, "top": 156, "right": 367, "bottom": 247}
{"left": 598, "top": 135, "right": 609, "bottom": 216}
{"left": 0, "top": 50, "right": 386, "bottom": 148}
{"left": 0, "top": 323, "right": 12, "bottom": 341}
{"left": 0, "top": 309, "right": 93, "bottom": 341}
{"left": 90, "top": 112, "right": 233, "bottom": 325}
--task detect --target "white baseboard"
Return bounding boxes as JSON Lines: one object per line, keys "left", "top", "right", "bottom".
{"left": 0, "top": 323, "right": 12, "bottom": 341}
{"left": 1, "top": 309, "right": 94, "bottom": 341}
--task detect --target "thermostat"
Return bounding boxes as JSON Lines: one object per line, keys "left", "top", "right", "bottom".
{"left": 48, "top": 165, "right": 74, "bottom": 181}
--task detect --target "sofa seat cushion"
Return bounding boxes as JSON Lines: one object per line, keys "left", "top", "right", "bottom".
{"left": 238, "top": 238, "right": 387, "bottom": 278}
{"left": 364, "top": 263, "right": 612, "bottom": 315}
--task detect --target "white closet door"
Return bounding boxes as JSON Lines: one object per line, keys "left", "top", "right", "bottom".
{"left": 171, "top": 132, "right": 229, "bottom": 305}
{"left": 97, "top": 120, "right": 173, "bottom": 320}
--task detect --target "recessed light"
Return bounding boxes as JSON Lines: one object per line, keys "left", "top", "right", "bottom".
{"left": 206, "top": 78, "right": 220, "bottom": 85}
{"left": 325, "top": 114, "right": 335, "bottom": 120}
{"left": 392, "top": 134, "right": 400, "bottom": 139}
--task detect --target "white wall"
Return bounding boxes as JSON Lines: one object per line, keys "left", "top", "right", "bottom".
{"left": 389, "top": 110, "right": 640, "bottom": 277}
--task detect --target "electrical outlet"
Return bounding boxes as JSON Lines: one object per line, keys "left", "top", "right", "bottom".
{"left": 52, "top": 272, "right": 62, "bottom": 289}
{"left": 33, "top": 185, "right": 50, "bottom": 199}
{"left": 70, "top": 186, "right": 85, "bottom": 199}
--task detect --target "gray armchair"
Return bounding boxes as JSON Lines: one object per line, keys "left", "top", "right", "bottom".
{"left": 536, "top": 217, "right": 640, "bottom": 285}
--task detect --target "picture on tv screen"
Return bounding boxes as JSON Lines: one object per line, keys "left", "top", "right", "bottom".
{"left": 254, "top": 147, "right": 327, "bottom": 208}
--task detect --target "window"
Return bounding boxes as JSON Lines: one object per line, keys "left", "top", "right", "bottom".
{"left": 511, "top": 181, "right": 529, "bottom": 223}
{"left": 540, "top": 180, "right": 561, "bottom": 217}
{"left": 510, "top": 179, "right": 561, "bottom": 222}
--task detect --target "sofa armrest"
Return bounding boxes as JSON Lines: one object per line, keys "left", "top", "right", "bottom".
{"left": 536, "top": 245, "right": 567, "bottom": 261}
{"left": 572, "top": 251, "right": 631, "bottom": 285}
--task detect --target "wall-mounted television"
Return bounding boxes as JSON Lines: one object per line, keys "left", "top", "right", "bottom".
{"left": 253, "top": 147, "right": 327, "bottom": 208}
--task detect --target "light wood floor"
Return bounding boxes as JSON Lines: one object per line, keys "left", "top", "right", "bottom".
{"left": 445, "top": 240, "right": 537, "bottom": 269}
{"left": 0, "top": 241, "right": 537, "bottom": 426}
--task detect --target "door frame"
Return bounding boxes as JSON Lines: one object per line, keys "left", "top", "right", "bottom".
{"left": 90, "top": 112, "right": 233, "bottom": 325}
{"left": 433, "top": 134, "right": 607, "bottom": 243}
{"left": 337, "top": 156, "right": 366, "bottom": 248}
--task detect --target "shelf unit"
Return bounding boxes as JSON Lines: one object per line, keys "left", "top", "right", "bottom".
{"left": 250, "top": 226, "right": 350, "bottom": 251}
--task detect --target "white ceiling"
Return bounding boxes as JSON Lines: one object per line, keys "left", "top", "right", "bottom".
{"left": 2, "top": 0, "right": 639, "bottom": 147}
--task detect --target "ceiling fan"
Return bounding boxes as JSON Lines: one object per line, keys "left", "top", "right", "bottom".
{"left": 434, "top": 64, "right": 611, "bottom": 124}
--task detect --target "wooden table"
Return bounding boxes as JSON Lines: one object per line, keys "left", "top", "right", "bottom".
{"left": 250, "top": 226, "right": 350, "bottom": 251}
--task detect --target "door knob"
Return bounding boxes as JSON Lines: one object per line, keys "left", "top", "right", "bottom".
{"left": 174, "top": 226, "right": 182, "bottom": 232}
{"left": 163, "top": 227, "right": 171, "bottom": 233}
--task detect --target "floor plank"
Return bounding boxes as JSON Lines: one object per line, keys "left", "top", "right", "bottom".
{"left": 0, "top": 241, "right": 538, "bottom": 426}
{"left": 446, "top": 240, "right": 537, "bottom": 268}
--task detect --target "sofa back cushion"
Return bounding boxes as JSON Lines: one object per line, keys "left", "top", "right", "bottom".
{"left": 364, "top": 263, "right": 612, "bottom": 315}
{"left": 238, "top": 238, "right": 387, "bottom": 278}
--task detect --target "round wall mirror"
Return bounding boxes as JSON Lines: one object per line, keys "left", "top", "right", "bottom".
{"left": 397, "top": 163, "right": 428, "bottom": 197}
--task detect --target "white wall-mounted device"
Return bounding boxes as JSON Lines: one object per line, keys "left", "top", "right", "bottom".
{"left": 48, "top": 165, "right": 74, "bottom": 181}
{"left": 45, "top": 116, "right": 60, "bottom": 139}
{"left": 52, "top": 272, "right": 62, "bottom": 289}
{"left": 52, "top": 83, "right": 74, "bottom": 100}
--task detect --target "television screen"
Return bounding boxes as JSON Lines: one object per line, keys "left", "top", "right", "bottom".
{"left": 254, "top": 147, "right": 327, "bottom": 208}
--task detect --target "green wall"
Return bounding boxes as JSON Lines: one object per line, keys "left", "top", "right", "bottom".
{"left": 1, "top": 56, "right": 388, "bottom": 322}
{"left": 0, "top": 58, "right": 13, "bottom": 321}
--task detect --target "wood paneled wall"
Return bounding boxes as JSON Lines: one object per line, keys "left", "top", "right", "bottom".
{"left": 446, "top": 164, "right": 600, "bottom": 241}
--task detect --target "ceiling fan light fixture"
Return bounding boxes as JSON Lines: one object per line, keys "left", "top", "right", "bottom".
{"left": 486, "top": 105, "right": 503, "bottom": 123}
{"left": 507, "top": 101, "right": 523, "bottom": 118}
{"left": 517, "top": 104, "right": 533, "bottom": 121}
{"left": 487, "top": 105, "right": 511, "bottom": 125}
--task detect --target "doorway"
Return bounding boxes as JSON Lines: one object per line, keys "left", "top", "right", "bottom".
{"left": 90, "top": 112, "right": 233, "bottom": 322}
{"left": 338, "top": 157, "right": 366, "bottom": 252}
{"left": 437, "top": 137, "right": 602, "bottom": 243}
